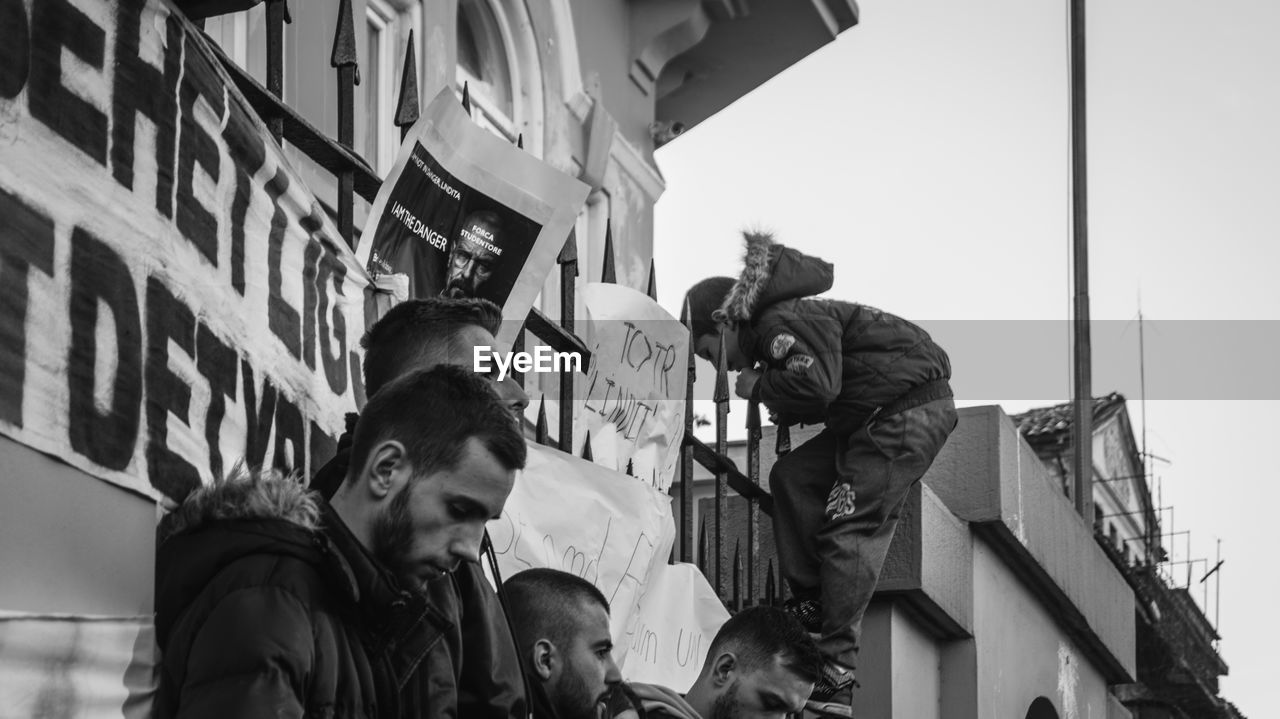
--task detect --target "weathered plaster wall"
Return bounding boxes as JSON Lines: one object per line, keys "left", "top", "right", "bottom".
{"left": 0, "top": 437, "right": 155, "bottom": 614}
{"left": 972, "top": 538, "right": 1113, "bottom": 719}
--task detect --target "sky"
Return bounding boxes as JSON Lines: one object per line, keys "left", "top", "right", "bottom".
{"left": 650, "top": 0, "right": 1280, "bottom": 714}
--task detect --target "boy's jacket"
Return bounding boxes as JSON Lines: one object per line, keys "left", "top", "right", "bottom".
{"left": 719, "top": 232, "right": 951, "bottom": 432}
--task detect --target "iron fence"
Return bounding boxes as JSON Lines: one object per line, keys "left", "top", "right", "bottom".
{"left": 200, "top": 0, "right": 780, "bottom": 611}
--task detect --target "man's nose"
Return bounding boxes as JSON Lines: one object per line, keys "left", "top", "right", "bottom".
{"left": 451, "top": 525, "right": 485, "bottom": 565}
{"left": 494, "top": 376, "right": 529, "bottom": 417}
{"left": 604, "top": 655, "right": 622, "bottom": 685}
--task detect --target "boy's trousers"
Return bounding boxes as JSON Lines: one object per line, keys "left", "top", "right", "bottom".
{"left": 769, "top": 397, "right": 957, "bottom": 670}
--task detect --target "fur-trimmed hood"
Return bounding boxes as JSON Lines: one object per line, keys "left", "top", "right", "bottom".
{"left": 157, "top": 466, "right": 320, "bottom": 544}
{"left": 155, "top": 468, "right": 334, "bottom": 647}
{"left": 717, "top": 232, "right": 834, "bottom": 322}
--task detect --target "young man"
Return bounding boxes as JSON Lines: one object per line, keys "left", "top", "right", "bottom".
{"left": 310, "top": 296, "right": 531, "bottom": 719}
{"left": 683, "top": 232, "right": 957, "bottom": 716}
{"left": 504, "top": 568, "right": 624, "bottom": 719}
{"left": 154, "top": 366, "right": 526, "bottom": 718}
{"left": 630, "top": 606, "right": 822, "bottom": 719}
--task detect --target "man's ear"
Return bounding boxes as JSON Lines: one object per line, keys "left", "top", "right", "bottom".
{"left": 360, "top": 440, "right": 409, "bottom": 500}
{"left": 531, "top": 638, "right": 557, "bottom": 681}
{"left": 709, "top": 651, "right": 737, "bottom": 688}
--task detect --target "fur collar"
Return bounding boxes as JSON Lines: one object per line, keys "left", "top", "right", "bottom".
{"left": 718, "top": 231, "right": 777, "bottom": 322}
{"left": 158, "top": 465, "right": 320, "bottom": 544}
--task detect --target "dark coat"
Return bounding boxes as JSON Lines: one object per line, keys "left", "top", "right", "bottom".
{"left": 311, "top": 421, "right": 529, "bottom": 719}
{"left": 154, "top": 470, "right": 451, "bottom": 719}
{"left": 720, "top": 233, "right": 952, "bottom": 432}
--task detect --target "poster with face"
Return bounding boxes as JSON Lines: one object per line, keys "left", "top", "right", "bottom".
{"left": 358, "top": 90, "right": 588, "bottom": 347}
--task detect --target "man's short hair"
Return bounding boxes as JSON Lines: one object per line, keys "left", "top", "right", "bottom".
{"left": 346, "top": 365, "right": 526, "bottom": 485}
{"left": 361, "top": 297, "right": 503, "bottom": 395}
{"left": 504, "top": 568, "right": 610, "bottom": 652}
{"left": 682, "top": 277, "right": 735, "bottom": 342}
{"left": 707, "top": 606, "right": 822, "bottom": 684}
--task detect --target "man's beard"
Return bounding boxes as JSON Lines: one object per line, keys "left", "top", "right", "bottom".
{"left": 442, "top": 278, "right": 472, "bottom": 299}
{"left": 552, "top": 655, "right": 605, "bottom": 719}
{"left": 369, "top": 484, "right": 418, "bottom": 587}
{"left": 709, "top": 679, "right": 741, "bottom": 719}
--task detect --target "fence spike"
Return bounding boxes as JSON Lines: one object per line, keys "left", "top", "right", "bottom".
{"left": 558, "top": 227, "right": 578, "bottom": 265}
{"left": 775, "top": 424, "right": 791, "bottom": 455}
{"left": 330, "top": 0, "right": 359, "bottom": 82}
{"left": 746, "top": 400, "right": 761, "bottom": 434}
{"left": 713, "top": 332, "right": 730, "bottom": 403}
{"left": 461, "top": 81, "right": 472, "bottom": 114}
{"left": 646, "top": 259, "right": 657, "bottom": 300}
{"left": 765, "top": 559, "right": 777, "bottom": 606}
{"left": 535, "top": 397, "right": 549, "bottom": 445}
{"left": 394, "top": 30, "right": 419, "bottom": 138}
{"left": 601, "top": 221, "right": 616, "bottom": 284}
{"left": 581, "top": 431, "right": 593, "bottom": 461}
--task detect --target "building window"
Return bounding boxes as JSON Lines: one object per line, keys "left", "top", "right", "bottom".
{"left": 363, "top": 0, "right": 398, "bottom": 174}
{"left": 456, "top": 0, "right": 516, "bottom": 140}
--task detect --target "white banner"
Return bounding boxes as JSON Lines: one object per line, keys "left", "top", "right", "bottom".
{"left": 618, "top": 563, "right": 730, "bottom": 693}
{"left": 0, "top": 613, "right": 156, "bottom": 719}
{"left": 488, "top": 444, "right": 673, "bottom": 657}
{"left": 0, "top": 0, "right": 369, "bottom": 501}
{"left": 356, "top": 89, "right": 589, "bottom": 348}
{"left": 575, "top": 283, "right": 689, "bottom": 490}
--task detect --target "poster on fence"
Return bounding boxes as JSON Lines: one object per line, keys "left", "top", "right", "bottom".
{"left": 0, "top": 613, "right": 156, "bottom": 718}
{"left": 0, "top": 0, "right": 370, "bottom": 502}
{"left": 356, "top": 90, "right": 589, "bottom": 348}
{"left": 575, "top": 283, "right": 688, "bottom": 490}
{"left": 618, "top": 563, "right": 730, "bottom": 693}
{"left": 488, "top": 444, "right": 725, "bottom": 689}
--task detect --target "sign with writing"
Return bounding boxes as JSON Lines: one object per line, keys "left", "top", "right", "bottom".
{"left": 488, "top": 444, "right": 675, "bottom": 667}
{"left": 356, "top": 89, "right": 589, "bottom": 348}
{"left": 575, "top": 283, "right": 688, "bottom": 490}
{"left": 0, "top": 613, "right": 156, "bottom": 718}
{"left": 0, "top": 0, "right": 369, "bottom": 501}
{"left": 619, "top": 563, "right": 729, "bottom": 693}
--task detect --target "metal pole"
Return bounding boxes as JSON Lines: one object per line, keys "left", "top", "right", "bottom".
{"left": 1070, "top": 0, "right": 1093, "bottom": 520}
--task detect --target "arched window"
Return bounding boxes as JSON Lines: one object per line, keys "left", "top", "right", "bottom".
{"left": 1026, "top": 697, "right": 1059, "bottom": 719}
{"left": 454, "top": 0, "right": 542, "bottom": 152}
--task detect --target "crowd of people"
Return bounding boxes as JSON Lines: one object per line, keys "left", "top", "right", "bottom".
{"left": 153, "top": 234, "right": 954, "bottom": 718}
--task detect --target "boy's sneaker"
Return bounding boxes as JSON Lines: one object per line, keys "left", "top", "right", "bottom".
{"left": 782, "top": 597, "right": 823, "bottom": 634}
{"left": 805, "top": 661, "right": 857, "bottom": 718}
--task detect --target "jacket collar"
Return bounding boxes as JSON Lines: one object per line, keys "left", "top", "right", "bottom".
{"left": 317, "top": 501, "right": 454, "bottom": 691}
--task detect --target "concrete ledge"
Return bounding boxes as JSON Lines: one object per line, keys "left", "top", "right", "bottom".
{"left": 879, "top": 482, "right": 973, "bottom": 640}
{"left": 924, "top": 405, "right": 1136, "bottom": 681}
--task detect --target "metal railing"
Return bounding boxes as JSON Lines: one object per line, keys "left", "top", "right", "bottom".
{"left": 200, "top": 0, "right": 774, "bottom": 611}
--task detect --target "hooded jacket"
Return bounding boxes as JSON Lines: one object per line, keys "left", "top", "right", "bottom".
{"left": 720, "top": 233, "right": 952, "bottom": 432}
{"left": 153, "top": 469, "right": 451, "bottom": 719}
{"left": 627, "top": 682, "right": 701, "bottom": 719}
{"left": 310, "top": 419, "right": 529, "bottom": 719}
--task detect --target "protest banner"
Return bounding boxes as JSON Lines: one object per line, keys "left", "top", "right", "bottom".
{"left": 0, "top": 0, "right": 369, "bottom": 501}
{"left": 618, "top": 563, "right": 730, "bottom": 693}
{"left": 576, "top": 283, "right": 688, "bottom": 490}
{"left": 356, "top": 89, "right": 589, "bottom": 348}
{"left": 488, "top": 443, "right": 674, "bottom": 660}
{"left": 0, "top": 613, "right": 156, "bottom": 718}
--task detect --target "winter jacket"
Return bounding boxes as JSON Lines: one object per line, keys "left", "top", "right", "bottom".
{"left": 154, "top": 469, "right": 452, "bottom": 719}
{"left": 310, "top": 419, "right": 529, "bottom": 719}
{"left": 720, "top": 233, "right": 952, "bottom": 433}
{"left": 628, "top": 682, "right": 701, "bottom": 719}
